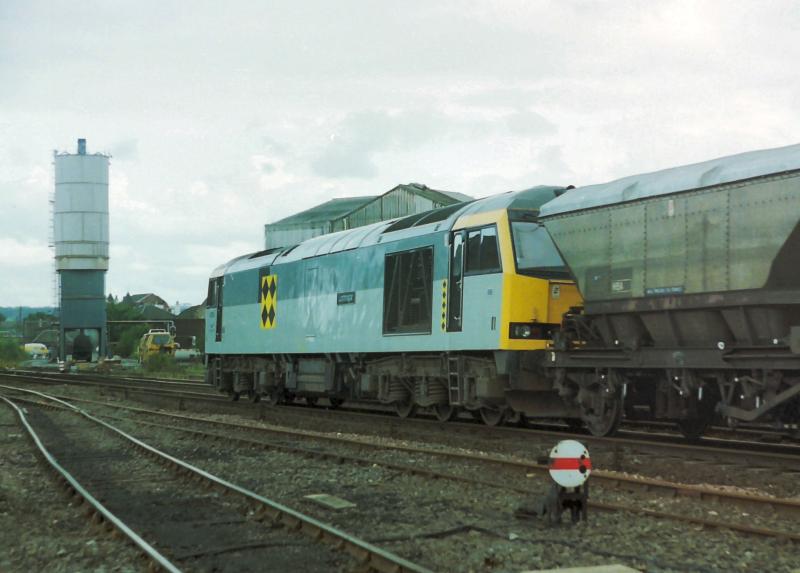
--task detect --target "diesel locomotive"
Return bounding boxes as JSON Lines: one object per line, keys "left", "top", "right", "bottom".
{"left": 205, "top": 186, "right": 582, "bottom": 426}
{"left": 206, "top": 143, "right": 800, "bottom": 438}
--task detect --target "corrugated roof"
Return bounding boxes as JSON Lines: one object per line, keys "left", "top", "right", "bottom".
{"left": 540, "top": 143, "right": 800, "bottom": 217}
{"left": 270, "top": 196, "right": 377, "bottom": 226}
{"left": 388, "top": 183, "right": 472, "bottom": 205}
{"left": 177, "top": 303, "right": 205, "bottom": 319}
{"left": 333, "top": 183, "right": 472, "bottom": 221}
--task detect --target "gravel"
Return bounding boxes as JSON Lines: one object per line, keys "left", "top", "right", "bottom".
{"left": 0, "top": 403, "right": 144, "bottom": 573}
{"left": 105, "top": 408, "right": 800, "bottom": 573}
{"left": 6, "top": 381, "right": 800, "bottom": 572}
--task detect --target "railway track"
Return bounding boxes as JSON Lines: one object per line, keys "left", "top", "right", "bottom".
{"left": 9, "top": 368, "right": 799, "bottom": 440}
{"left": 0, "top": 386, "right": 430, "bottom": 573}
{"left": 5, "top": 370, "right": 800, "bottom": 480}
{"left": 5, "top": 383, "right": 800, "bottom": 544}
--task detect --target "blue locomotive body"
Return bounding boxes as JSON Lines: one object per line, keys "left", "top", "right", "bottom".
{"left": 205, "top": 187, "right": 581, "bottom": 423}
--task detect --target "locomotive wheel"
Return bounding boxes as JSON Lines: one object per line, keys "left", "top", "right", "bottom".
{"left": 434, "top": 403, "right": 457, "bottom": 422}
{"left": 229, "top": 391, "right": 241, "bottom": 402}
{"left": 476, "top": 407, "right": 506, "bottom": 427}
{"left": 507, "top": 411, "right": 529, "bottom": 428}
{"left": 395, "top": 400, "right": 417, "bottom": 419}
{"left": 249, "top": 391, "right": 261, "bottom": 404}
{"left": 265, "top": 389, "right": 282, "bottom": 406}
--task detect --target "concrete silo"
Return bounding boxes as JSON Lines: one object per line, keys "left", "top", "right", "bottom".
{"left": 54, "top": 139, "right": 109, "bottom": 361}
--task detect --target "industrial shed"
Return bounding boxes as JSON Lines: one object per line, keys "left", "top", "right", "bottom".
{"left": 174, "top": 303, "right": 205, "bottom": 351}
{"left": 264, "top": 183, "right": 471, "bottom": 249}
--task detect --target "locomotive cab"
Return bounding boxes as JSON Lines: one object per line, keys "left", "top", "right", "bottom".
{"left": 439, "top": 188, "right": 582, "bottom": 424}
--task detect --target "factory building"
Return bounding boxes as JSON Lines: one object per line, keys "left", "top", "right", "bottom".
{"left": 264, "top": 183, "right": 471, "bottom": 249}
{"left": 54, "top": 139, "right": 109, "bottom": 361}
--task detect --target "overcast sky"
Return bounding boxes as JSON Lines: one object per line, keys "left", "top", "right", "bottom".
{"left": 2, "top": 0, "right": 798, "bottom": 308}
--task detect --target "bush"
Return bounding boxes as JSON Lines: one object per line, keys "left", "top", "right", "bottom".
{"left": 142, "top": 353, "right": 181, "bottom": 374}
{"left": 0, "top": 338, "right": 26, "bottom": 367}
{"left": 118, "top": 324, "right": 149, "bottom": 358}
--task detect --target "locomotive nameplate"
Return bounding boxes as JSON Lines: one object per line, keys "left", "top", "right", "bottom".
{"left": 337, "top": 291, "right": 356, "bottom": 305}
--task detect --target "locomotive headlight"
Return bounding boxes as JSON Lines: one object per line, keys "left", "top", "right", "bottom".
{"left": 509, "top": 322, "right": 552, "bottom": 340}
{"left": 510, "top": 322, "right": 536, "bottom": 339}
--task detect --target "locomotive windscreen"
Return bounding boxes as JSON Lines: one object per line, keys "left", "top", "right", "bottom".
{"left": 510, "top": 221, "right": 569, "bottom": 279}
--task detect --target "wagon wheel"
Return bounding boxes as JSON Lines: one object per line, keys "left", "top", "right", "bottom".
{"left": 476, "top": 407, "right": 507, "bottom": 427}
{"left": 576, "top": 370, "right": 624, "bottom": 437}
{"left": 229, "top": 391, "right": 241, "bottom": 402}
{"left": 581, "top": 391, "right": 622, "bottom": 437}
{"left": 677, "top": 417, "right": 710, "bottom": 442}
{"left": 249, "top": 391, "right": 261, "bottom": 404}
{"left": 328, "top": 397, "right": 344, "bottom": 409}
{"left": 395, "top": 400, "right": 417, "bottom": 419}
{"left": 434, "top": 403, "right": 457, "bottom": 422}
{"left": 676, "top": 384, "right": 716, "bottom": 442}
{"left": 305, "top": 396, "right": 318, "bottom": 407}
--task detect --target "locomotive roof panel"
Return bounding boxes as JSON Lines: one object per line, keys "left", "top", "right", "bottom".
{"left": 460, "top": 186, "right": 564, "bottom": 217}
{"left": 210, "top": 186, "right": 566, "bottom": 277}
{"left": 540, "top": 143, "right": 800, "bottom": 217}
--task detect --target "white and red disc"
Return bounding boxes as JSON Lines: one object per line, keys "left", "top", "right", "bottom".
{"left": 548, "top": 439, "right": 591, "bottom": 488}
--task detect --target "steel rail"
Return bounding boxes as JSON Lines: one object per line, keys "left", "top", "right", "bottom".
{"left": 5, "top": 381, "right": 799, "bottom": 515}
{"left": 0, "top": 395, "right": 182, "bottom": 573}
{"left": 10, "top": 390, "right": 800, "bottom": 546}
{"left": 15, "top": 366, "right": 797, "bottom": 440}
{"left": 26, "top": 390, "right": 800, "bottom": 518}
{"left": 117, "top": 418, "right": 800, "bottom": 543}
{"left": 0, "top": 385, "right": 432, "bottom": 573}
{"left": 0, "top": 371, "right": 219, "bottom": 399}
{"left": 5, "top": 371, "right": 799, "bottom": 466}
{"left": 16, "top": 391, "right": 800, "bottom": 545}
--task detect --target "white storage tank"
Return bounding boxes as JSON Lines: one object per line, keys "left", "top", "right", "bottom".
{"left": 54, "top": 138, "right": 109, "bottom": 271}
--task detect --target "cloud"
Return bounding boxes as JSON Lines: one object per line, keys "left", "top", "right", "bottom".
{"left": 311, "top": 142, "right": 379, "bottom": 179}
{"left": 310, "top": 107, "right": 558, "bottom": 179}
{"left": 109, "top": 138, "right": 139, "bottom": 161}
{"left": 310, "top": 109, "right": 431, "bottom": 179}
{"left": 1, "top": 1, "right": 799, "bottom": 307}
{"left": 505, "top": 110, "right": 557, "bottom": 137}
{"left": 0, "top": 238, "right": 51, "bottom": 266}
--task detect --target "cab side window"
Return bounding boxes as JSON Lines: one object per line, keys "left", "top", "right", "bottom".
{"left": 383, "top": 247, "right": 433, "bottom": 335}
{"left": 465, "top": 225, "right": 501, "bottom": 275}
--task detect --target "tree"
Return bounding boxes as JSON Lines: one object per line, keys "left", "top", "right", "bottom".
{"left": 106, "top": 298, "right": 146, "bottom": 357}
{"left": 0, "top": 312, "right": 5, "bottom": 325}
{"left": 27, "top": 311, "right": 55, "bottom": 322}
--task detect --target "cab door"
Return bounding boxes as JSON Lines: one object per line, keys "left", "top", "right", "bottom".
{"left": 208, "top": 277, "right": 223, "bottom": 342}
{"left": 447, "top": 231, "right": 465, "bottom": 331}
